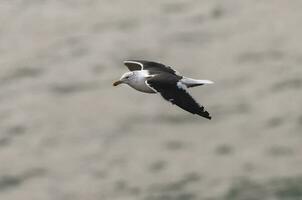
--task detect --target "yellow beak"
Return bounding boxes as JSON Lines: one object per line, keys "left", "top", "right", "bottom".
{"left": 113, "top": 80, "right": 123, "bottom": 86}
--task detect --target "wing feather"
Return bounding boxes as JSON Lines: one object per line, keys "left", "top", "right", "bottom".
{"left": 147, "top": 74, "right": 211, "bottom": 119}
{"left": 124, "top": 60, "right": 179, "bottom": 75}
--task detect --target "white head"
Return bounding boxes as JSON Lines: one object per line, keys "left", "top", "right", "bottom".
{"left": 113, "top": 71, "right": 134, "bottom": 86}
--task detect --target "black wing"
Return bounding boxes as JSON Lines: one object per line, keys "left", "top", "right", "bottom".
{"left": 124, "top": 60, "right": 179, "bottom": 75}
{"left": 147, "top": 74, "right": 211, "bottom": 120}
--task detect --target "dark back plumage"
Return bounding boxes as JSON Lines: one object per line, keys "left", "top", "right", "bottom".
{"left": 146, "top": 73, "right": 211, "bottom": 119}
{"left": 122, "top": 60, "right": 212, "bottom": 120}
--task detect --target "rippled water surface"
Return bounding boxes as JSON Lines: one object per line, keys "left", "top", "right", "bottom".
{"left": 0, "top": 0, "right": 302, "bottom": 199}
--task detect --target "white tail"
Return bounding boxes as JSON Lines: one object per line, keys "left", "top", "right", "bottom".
{"left": 180, "top": 77, "right": 214, "bottom": 88}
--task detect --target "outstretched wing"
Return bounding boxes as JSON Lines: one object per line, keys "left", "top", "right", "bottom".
{"left": 124, "top": 60, "right": 179, "bottom": 75}
{"left": 146, "top": 74, "right": 211, "bottom": 119}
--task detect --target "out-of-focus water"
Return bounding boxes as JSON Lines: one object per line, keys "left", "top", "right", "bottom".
{"left": 0, "top": 0, "right": 302, "bottom": 199}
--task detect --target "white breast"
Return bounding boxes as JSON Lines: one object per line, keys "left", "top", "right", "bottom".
{"left": 128, "top": 70, "right": 156, "bottom": 93}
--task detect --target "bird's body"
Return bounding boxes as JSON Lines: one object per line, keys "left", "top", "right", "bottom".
{"left": 126, "top": 70, "right": 156, "bottom": 93}
{"left": 113, "top": 60, "right": 214, "bottom": 119}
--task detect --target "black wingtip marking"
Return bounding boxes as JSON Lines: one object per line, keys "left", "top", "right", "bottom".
{"left": 196, "top": 106, "right": 212, "bottom": 120}
{"left": 197, "top": 112, "right": 212, "bottom": 120}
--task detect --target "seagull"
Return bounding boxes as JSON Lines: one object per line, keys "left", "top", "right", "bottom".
{"left": 113, "top": 60, "right": 214, "bottom": 119}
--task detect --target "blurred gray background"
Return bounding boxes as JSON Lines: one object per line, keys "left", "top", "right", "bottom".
{"left": 1, "top": 0, "right": 302, "bottom": 200}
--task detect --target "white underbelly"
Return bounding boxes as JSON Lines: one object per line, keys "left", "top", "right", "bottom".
{"left": 127, "top": 70, "right": 156, "bottom": 93}
{"left": 129, "top": 81, "right": 156, "bottom": 93}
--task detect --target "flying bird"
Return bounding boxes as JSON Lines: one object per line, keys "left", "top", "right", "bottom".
{"left": 113, "top": 60, "right": 214, "bottom": 119}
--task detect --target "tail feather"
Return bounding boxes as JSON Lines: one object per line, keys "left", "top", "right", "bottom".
{"left": 181, "top": 77, "right": 214, "bottom": 88}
